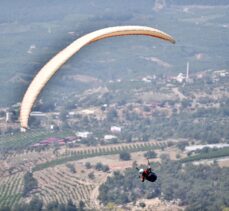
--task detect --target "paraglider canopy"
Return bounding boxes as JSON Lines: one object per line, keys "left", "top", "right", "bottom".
{"left": 20, "top": 25, "right": 175, "bottom": 129}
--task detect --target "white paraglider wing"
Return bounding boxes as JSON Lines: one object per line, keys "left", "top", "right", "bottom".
{"left": 20, "top": 26, "right": 175, "bottom": 129}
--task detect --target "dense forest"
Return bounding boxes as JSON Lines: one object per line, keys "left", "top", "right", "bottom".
{"left": 99, "top": 158, "right": 229, "bottom": 210}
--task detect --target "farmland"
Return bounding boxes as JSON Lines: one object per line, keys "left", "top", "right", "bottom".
{"left": 1, "top": 136, "right": 229, "bottom": 210}
{"left": 0, "top": 173, "right": 24, "bottom": 208}
{"left": 182, "top": 147, "right": 229, "bottom": 163}
{"left": 0, "top": 130, "right": 74, "bottom": 152}
{"left": 33, "top": 141, "right": 168, "bottom": 171}
{"left": 0, "top": 139, "right": 170, "bottom": 209}
{"left": 33, "top": 167, "right": 95, "bottom": 207}
{"left": 0, "top": 1, "right": 229, "bottom": 210}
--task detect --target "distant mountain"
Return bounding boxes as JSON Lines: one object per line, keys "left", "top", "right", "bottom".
{"left": 0, "top": 0, "right": 228, "bottom": 106}
{"left": 0, "top": 0, "right": 228, "bottom": 24}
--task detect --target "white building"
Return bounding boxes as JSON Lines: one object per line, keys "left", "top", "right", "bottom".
{"left": 104, "top": 135, "right": 117, "bottom": 141}
{"left": 142, "top": 77, "right": 152, "bottom": 83}
{"left": 30, "top": 111, "right": 47, "bottom": 117}
{"left": 110, "top": 126, "right": 122, "bottom": 133}
{"left": 176, "top": 73, "right": 185, "bottom": 83}
{"left": 75, "top": 131, "right": 92, "bottom": 139}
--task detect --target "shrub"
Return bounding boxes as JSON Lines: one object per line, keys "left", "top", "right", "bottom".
{"left": 144, "top": 150, "right": 157, "bottom": 159}
{"left": 119, "top": 152, "right": 131, "bottom": 160}
{"left": 85, "top": 162, "right": 92, "bottom": 169}
{"left": 88, "top": 172, "right": 95, "bottom": 180}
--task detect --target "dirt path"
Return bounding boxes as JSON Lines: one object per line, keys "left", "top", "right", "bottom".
{"left": 172, "top": 87, "right": 187, "bottom": 100}
{"left": 90, "top": 174, "right": 110, "bottom": 209}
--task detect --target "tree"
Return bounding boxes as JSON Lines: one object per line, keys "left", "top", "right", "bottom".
{"left": 59, "top": 109, "right": 68, "bottom": 122}
{"left": 176, "top": 142, "right": 188, "bottom": 151}
{"left": 66, "top": 200, "right": 77, "bottom": 211}
{"left": 139, "top": 202, "right": 146, "bottom": 208}
{"left": 107, "top": 109, "right": 118, "bottom": 121}
{"left": 176, "top": 154, "right": 181, "bottom": 159}
{"left": 0, "top": 111, "right": 5, "bottom": 117}
{"left": 85, "top": 162, "right": 92, "bottom": 169}
{"left": 22, "top": 172, "right": 38, "bottom": 197}
{"left": 88, "top": 172, "right": 95, "bottom": 180}
{"left": 181, "top": 99, "right": 192, "bottom": 109}
{"left": 66, "top": 163, "right": 76, "bottom": 173}
{"left": 78, "top": 201, "right": 85, "bottom": 211}
{"left": 142, "top": 134, "right": 149, "bottom": 142}
{"left": 101, "top": 165, "right": 110, "bottom": 172}
{"left": 27, "top": 198, "right": 43, "bottom": 211}
{"left": 46, "top": 201, "right": 59, "bottom": 211}
{"left": 126, "top": 134, "right": 132, "bottom": 143}
{"left": 95, "top": 162, "right": 103, "bottom": 171}
{"left": 94, "top": 163, "right": 109, "bottom": 172}
{"left": 119, "top": 152, "right": 131, "bottom": 160}
{"left": 144, "top": 150, "right": 157, "bottom": 159}
{"left": 29, "top": 116, "right": 41, "bottom": 128}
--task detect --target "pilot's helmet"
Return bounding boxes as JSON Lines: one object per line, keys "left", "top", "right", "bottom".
{"left": 139, "top": 169, "right": 144, "bottom": 174}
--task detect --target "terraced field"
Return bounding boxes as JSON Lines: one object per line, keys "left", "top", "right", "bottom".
{"left": 34, "top": 167, "right": 95, "bottom": 207}
{"left": 0, "top": 140, "right": 170, "bottom": 209}
{"left": 0, "top": 149, "right": 56, "bottom": 178}
{"left": 0, "top": 172, "right": 24, "bottom": 208}
{"left": 33, "top": 141, "right": 167, "bottom": 171}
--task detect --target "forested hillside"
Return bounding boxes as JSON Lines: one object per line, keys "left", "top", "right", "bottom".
{"left": 0, "top": 0, "right": 228, "bottom": 106}
{"left": 99, "top": 159, "right": 229, "bottom": 210}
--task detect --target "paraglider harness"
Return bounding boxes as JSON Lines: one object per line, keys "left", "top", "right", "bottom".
{"left": 136, "top": 159, "right": 157, "bottom": 183}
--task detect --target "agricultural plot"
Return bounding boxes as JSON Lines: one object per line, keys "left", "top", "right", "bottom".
{"left": 0, "top": 172, "right": 24, "bottom": 208}
{"left": 33, "top": 167, "right": 95, "bottom": 207}
{"left": 0, "top": 130, "right": 74, "bottom": 152}
{"left": 0, "top": 149, "right": 57, "bottom": 177}
{"left": 33, "top": 141, "right": 167, "bottom": 171}
{"left": 182, "top": 147, "right": 229, "bottom": 163}
{"left": 0, "top": 140, "right": 168, "bottom": 209}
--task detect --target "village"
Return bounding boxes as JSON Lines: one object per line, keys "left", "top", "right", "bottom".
{"left": 0, "top": 67, "right": 228, "bottom": 151}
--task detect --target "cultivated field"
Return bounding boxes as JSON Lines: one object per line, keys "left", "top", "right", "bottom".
{"left": 33, "top": 167, "right": 96, "bottom": 207}
{"left": 0, "top": 172, "right": 24, "bottom": 208}
{"left": 1, "top": 137, "right": 228, "bottom": 210}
